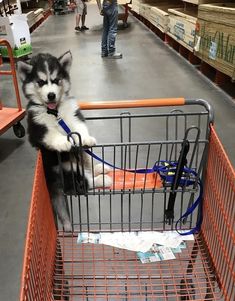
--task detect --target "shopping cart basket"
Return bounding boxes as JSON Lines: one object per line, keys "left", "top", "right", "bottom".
{"left": 20, "top": 98, "right": 235, "bottom": 301}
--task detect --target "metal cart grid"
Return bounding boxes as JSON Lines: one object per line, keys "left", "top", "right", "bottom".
{"left": 19, "top": 99, "right": 235, "bottom": 301}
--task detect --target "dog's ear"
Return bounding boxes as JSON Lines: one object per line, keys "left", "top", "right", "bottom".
{"left": 17, "top": 61, "right": 33, "bottom": 81}
{"left": 58, "top": 51, "right": 72, "bottom": 74}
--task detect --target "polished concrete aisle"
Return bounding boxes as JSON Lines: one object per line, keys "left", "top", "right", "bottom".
{"left": 0, "top": 4, "right": 235, "bottom": 300}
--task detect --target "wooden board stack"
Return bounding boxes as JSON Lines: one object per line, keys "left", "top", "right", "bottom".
{"left": 182, "top": 0, "right": 227, "bottom": 4}
{"left": 167, "top": 7, "right": 198, "bottom": 51}
{"left": 25, "top": 9, "right": 44, "bottom": 29}
{"left": 131, "top": 0, "right": 167, "bottom": 15}
{"left": 149, "top": 3, "right": 183, "bottom": 33}
{"left": 195, "top": 2, "right": 235, "bottom": 79}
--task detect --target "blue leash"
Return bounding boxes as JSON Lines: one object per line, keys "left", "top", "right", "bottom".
{"left": 57, "top": 116, "right": 203, "bottom": 235}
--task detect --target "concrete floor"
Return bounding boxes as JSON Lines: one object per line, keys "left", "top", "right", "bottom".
{"left": 0, "top": 4, "right": 234, "bottom": 300}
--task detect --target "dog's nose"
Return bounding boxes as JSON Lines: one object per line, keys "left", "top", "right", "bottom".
{"left": 47, "top": 92, "right": 56, "bottom": 101}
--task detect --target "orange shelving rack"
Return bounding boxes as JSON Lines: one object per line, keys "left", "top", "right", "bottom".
{"left": 0, "top": 39, "right": 25, "bottom": 138}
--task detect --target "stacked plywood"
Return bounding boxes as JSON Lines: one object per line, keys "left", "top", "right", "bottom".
{"left": 26, "top": 11, "right": 36, "bottom": 28}
{"left": 149, "top": 3, "right": 183, "bottom": 33}
{"left": 182, "top": 0, "right": 229, "bottom": 4}
{"left": 197, "top": 2, "right": 235, "bottom": 26}
{"left": 195, "top": 3, "right": 235, "bottom": 79}
{"left": 139, "top": 3, "right": 156, "bottom": 21}
{"left": 168, "top": 8, "right": 197, "bottom": 51}
{"left": 131, "top": 0, "right": 140, "bottom": 14}
{"left": 132, "top": 0, "right": 166, "bottom": 15}
{"left": 25, "top": 8, "right": 44, "bottom": 29}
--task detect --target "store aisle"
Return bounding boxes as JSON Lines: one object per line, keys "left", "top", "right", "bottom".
{"left": 0, "top": 4, "right": 234, "bottom": 300}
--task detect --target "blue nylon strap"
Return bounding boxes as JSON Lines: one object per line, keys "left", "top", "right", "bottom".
{"left": 175, "top": 180, "right": 203, "bottom": 235}
{"left": 58, "top": 118, "right": 71, "bottom": 135}
{"left": 85, "top": 149, "right": 157, "bottom": 174}
{"left": 57, "top": 117, "right": 203, "bottom": 235}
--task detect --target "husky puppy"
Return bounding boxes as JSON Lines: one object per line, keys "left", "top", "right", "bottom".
{"left": 18, "top": 51, "right": 111, "bottom": 231}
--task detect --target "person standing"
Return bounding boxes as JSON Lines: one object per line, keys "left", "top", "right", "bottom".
{"left": 75, "top": 0, "right": 89, "bottom": 32}
{"left": 97, "top": 0, "right": 122, "bottom": 58}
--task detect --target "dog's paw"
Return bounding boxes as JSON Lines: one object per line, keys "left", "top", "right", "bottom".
{"left": 82, "top": 136, "right": 97, "bottom": 147}
{"left": 94, "top": 163, "right": 111, "bottom": 176}
{"left": 53, "top": 137, "right": 73, "bottom": 152}
{"left": 94, "top": 174, "right": 112, "bottom": 188}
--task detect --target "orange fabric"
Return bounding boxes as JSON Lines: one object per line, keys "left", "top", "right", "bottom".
{"left": 108, "top": 170, "right": 162, "bottom": 190}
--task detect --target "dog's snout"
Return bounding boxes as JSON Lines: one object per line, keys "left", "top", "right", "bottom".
{"left": 47, "top": 92, "right": 56, "bottom": 101}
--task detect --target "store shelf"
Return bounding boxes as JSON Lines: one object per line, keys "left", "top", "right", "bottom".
{"left": 129, "top": 2, "right": 235, "bottom": 98}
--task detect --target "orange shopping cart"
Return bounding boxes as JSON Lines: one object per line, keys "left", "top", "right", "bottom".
{"left": 20, "top": 98, "right": 234, "bottom": 300}
{"left": 0, "top": 39, "right": 26, "bottom": 138}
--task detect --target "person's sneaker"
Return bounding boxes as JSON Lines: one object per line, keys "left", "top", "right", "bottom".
{"left": 108, "top": 52, "right": 123, "bottom": 59}
{"left": 75, "top": 26, "right": 81, "bottom": 32}
{"left": 101, "top": 52, "right": 108, "bottom": 58}
{"left": 81, "top": 26, "right": 89, "bottom": 30}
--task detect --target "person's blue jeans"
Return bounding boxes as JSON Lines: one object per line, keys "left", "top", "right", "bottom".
{"left": 101, "top": 2, "right": 118, "bottom": 54}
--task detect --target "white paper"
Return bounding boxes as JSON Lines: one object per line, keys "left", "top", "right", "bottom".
{"left": 157, "top": 246, "right": 176, "bottom": 260}
{"left": 77, "top": 230, "right": 194, "bottom": 253}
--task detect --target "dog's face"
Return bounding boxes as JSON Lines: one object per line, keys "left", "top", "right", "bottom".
{"left": 18, "top": 51, "right": 72, "bottom": 109}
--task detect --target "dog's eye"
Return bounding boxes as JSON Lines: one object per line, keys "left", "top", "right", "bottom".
{"left": 52, "top": 78, "right": 60, "bottom": 85}
{"left": 37, "top": 80, "right": 47, "bottom": 87}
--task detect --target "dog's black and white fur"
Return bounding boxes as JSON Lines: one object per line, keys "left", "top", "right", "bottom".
{"left": 18, "top": 51, "right": 111, "bottom": 231}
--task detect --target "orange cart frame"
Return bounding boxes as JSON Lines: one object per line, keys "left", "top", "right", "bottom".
{"left": 0, "top": 39, "right": 25, "bottom": 138}
{"left": 20, "top": 99, "right": 234, "bottom": 301}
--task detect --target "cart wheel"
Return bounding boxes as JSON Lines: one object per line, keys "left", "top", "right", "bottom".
{"left": 13, "top": 122, "right": 25, "bottom": 138}
{"left": 123, "top": 22, "right": 128, "bottom": 28}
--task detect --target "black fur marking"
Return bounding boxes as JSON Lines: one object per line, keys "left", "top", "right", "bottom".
{"left": 26, "top": 109, "right": 48, "bottom": 148}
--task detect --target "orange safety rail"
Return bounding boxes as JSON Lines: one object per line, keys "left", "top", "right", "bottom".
{"left": 201, "top": 125, "right": 235, "bottom": 301}
{"left": 20, "top": 152, "right": 57, "bottom": 301}
{"left": 79, "top": 98, "right": 185, "bottom": 110}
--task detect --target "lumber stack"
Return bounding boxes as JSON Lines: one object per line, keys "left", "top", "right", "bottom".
{"left": 195, "top": 2, "right": 235, "bottom": 79}
{"left": 149, "top": 3, "right": 183, "bottom": 33}
{"left": 168, "top": 7, "right": 197, "bottom": 51}
{"left": 132, "top": 0, "right": 166, "bottom": 15}
{"left": 182, "top": 0, "right": 227, "bottom": 4}
{"left": 139, "top": 3, "right": 157, "bottom": 21}
{"left": 25, "top": 9, "right": 44, "bottom": 29}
